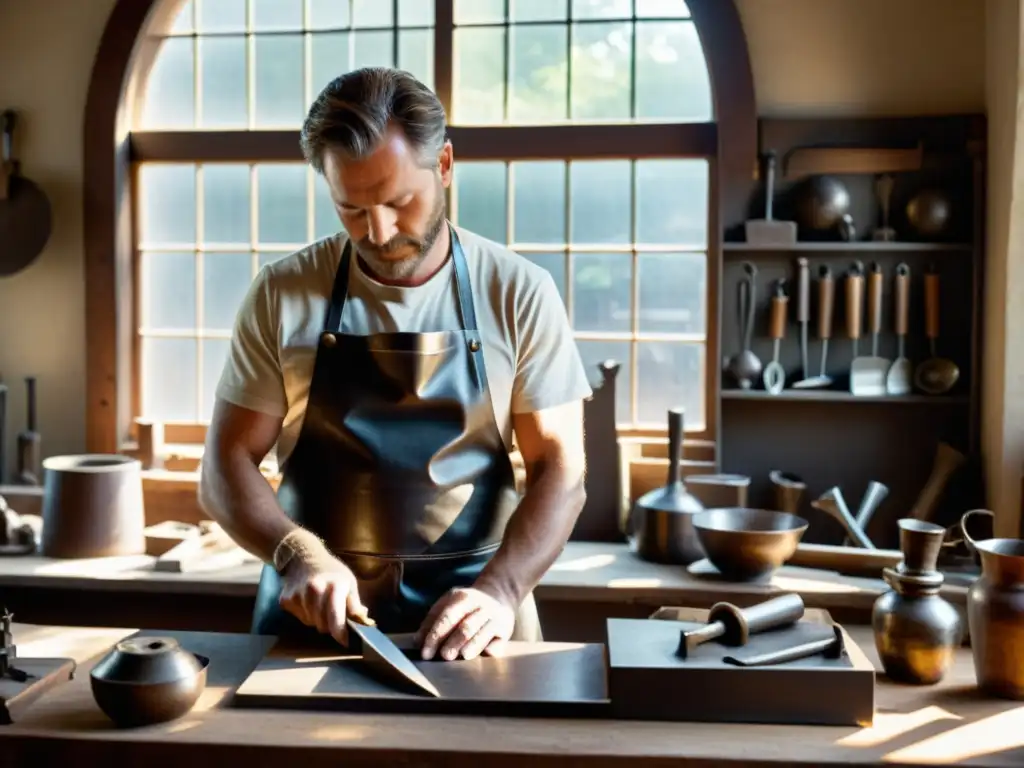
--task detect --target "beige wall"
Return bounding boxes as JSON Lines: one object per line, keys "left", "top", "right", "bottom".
{"left": 0, "top": 0, "right": 987, "bottom": 479}
{"left": 983, "top": 0, "right": 1024, "bottom": 536}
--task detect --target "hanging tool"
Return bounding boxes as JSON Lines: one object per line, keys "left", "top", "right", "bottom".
{"left": 793, "top": 264, "right": 834, "bottom": 389}
{"left": 762, "top": 279, "right": 788, "bottom": 395}
{"left": 844, "top": 262, "right": 865, "bottom": 393}
{"left": 789, "top": 258, "right": 814, "bottom": 387}
{"left": 851, "top": 262, "right": 890, "bottom": 396}
{"left": 885, "top": 263, "right": 912, "bottom": 395}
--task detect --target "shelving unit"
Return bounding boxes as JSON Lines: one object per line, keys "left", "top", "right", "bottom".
{"left": 723, "top": 242, "right": 971, "bottom": 253}
{"left": 720, "top": 389, "right": 969, "bottom": 404}
{"left": 716, "top": 115, "right": 985, "bottom": 550}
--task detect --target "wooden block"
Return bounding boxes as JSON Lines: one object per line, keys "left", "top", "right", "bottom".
{"left": 606, "top": 609, "right": 875, "bottom": 726}
{"left": 0, "top": 657, "right": 76, "bottom": 725}
{"left": 144, "top": 520, "right": 200, "bottom": 556}
{"left": 153, "top": 523, "right": 255, "bottom": 573}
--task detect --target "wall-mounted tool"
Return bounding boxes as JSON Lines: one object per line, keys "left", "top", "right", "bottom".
{"left": 744, "top": 151, "right": 796, "bottom": 246}
{"left": 885, "top": 263, "right": 913, "bottom": 395}
{"left": 724, "top": 262, "right": 762, "bottom": 390}
{"left": 0, "top": 110, "right": 52, "bottom": 277}
{"left": 851, "top": 262, "right": 890, "bottom": 396}
{"left": 762, "top": 279, "right": 789, "bottom": 395}
{"left": 792, "top": 264, "right": 834, "bottom": 389}
{"left": 15, "top": 377, "right": 39, "bottom": 486}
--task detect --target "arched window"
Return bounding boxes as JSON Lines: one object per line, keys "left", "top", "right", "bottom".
{"left": 84, "top": 0, "right": 755, "bottom": 454}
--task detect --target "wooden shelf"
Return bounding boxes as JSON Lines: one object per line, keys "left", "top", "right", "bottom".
{"left": 723, "top": 242, "right": 971, "bottom": 252}
{"left": 721, "top": 389, "right": 969, "bottom": 404}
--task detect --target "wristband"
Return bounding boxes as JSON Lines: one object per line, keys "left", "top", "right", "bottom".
{"left": 271, "top": 528, "right": 333, "bottom": 574}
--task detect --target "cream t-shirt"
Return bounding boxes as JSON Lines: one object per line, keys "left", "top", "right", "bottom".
{"left": 215, "top": 225, "right": 593, "bottom": 467}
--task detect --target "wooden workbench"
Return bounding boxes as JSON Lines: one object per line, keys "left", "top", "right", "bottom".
{"left": 0, "top": 621, "right": 1019, "bottom": 767}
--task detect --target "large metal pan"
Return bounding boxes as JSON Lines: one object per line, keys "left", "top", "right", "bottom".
{"left": 0, "top": 110, "right": 52, "bottom": 276}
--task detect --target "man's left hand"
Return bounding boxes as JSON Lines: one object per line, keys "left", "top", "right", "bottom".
{"left": 415, "top": 586, "right": 516, "bottom": 661}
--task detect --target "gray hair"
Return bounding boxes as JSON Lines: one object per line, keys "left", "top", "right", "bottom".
{"left": 300, "top": 67, "right": 448, "bottom": 173}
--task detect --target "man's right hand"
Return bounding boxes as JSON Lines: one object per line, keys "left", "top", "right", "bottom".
{"left": 278, "top": 557, "right": 370, "bottom": 646}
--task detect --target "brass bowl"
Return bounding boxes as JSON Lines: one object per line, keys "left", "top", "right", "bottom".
{"left": 692, "top": 508, "right": 808, "bottom": 581}
{"left": 90, "top": 636, "right": 209, "bottom": 727}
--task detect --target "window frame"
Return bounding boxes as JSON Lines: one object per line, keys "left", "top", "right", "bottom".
{"left": 84, "top": 0, "right": 757, "bottom": 458}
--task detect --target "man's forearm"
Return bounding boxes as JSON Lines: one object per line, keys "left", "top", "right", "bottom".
{"left": 198, "top": 451, "right": 298, "bottom": 564}
{"left": 474, "top": 462, "right": 586, "bottom": 607}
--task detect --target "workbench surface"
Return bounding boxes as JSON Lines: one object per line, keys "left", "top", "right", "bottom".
{"left": 0, "top": 621, "right": 1018, "bottom": 767}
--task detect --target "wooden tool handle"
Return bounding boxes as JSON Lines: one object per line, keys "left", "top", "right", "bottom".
{"left": 769, "top": 293, "right": 788, "bottom": 341}
{"left": 894, "top": 263, "right": 910, "bottom": 336}
{"left": 867, "top": 263, "right": 883, "bottom": 335}
{"left": 924, "top": 265, "right": 940, "bottom": 341}
{"left": 817, "top": 266, "right": 834, "bottom": 340}
{"left": 708, "top": 593, "right": 806, "bottom": 645}
{"left": 796, "top": 258, "right": 810, "bottom": 323}
{"left": 845, "top": 264, "right": 864, "bottom": 341}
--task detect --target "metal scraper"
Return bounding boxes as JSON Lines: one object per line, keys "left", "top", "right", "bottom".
{"left": 347, "top": 618, "right": 441, "bottom": 697}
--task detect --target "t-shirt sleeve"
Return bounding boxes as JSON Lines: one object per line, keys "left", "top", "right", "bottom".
{"left": 214, "top": 268, "right": 289, "bottom": 418}
{"left": 511, "top": 271, "right": 593, "bottom": 414}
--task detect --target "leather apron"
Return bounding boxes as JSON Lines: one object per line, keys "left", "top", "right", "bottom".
{"left": 252, "top": 226, "right": 541, "bottom": 643}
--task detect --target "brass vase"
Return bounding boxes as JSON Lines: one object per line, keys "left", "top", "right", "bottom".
{"left": 872, "top": 519, "right": 962, "bottom": 685}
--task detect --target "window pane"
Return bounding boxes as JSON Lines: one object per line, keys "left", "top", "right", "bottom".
{"left": 572, "top": 0, "right": 631, "bottom": 20}
{"left": 399, "top": 0, "right": 434, "bottom": 26}
{"left": 509, "top": 25, "right": 568, "bottom": 123}
{"left": 309, "top": 0, "right": 351, "bottom": 29}
{"left": 572, "top": 252, "right": 631, "bottom": 332}
{"left": 353, "top": 0, "right": 394, "bottom": 27}
{"left": 454, "top": 0, "right": 505, "bottom": 25}
{"left": 636, "top": 159, "right": 708, "bottom": 246}
{"left": 313, "top": 177, "right": 340, "bottom": 241}
{"left": 142, "top": 337, "right": 198, "bottom": 422}
{"left": 637, "top": 252, "right": 706, "bottom": 335}
{"left": 203, "top": 252, "right": 253, "bottom": 331}
{"left": 139, "top": 38, "right": 194, "bottom": 129}
{"left": 512, "top": 162, "right": 566, "bottom": 244}
{"left": 637, "top": 342, "right": 703, "bottom": 429}
{"left": 257, "top": 165, "right": 308, "bottom": 244}
{"left": 138, "top": 165, "right": 196, "bottom": 245}
{"left": 353, "top": 30, "right": 395, "bottom": 69}
{"left": 399, "top": 29, "right": 434, "bottom": 89}
{"left": 575, "top": 340, "right": 631, "bottom": 423}
{"left": 197, "top": 0, "right": 245, "bottom": 33}
{"left": 199, "top": 36, "right": 247, "bottom": 128}
{"left": 570, "top": 161, "right": 630, "bottom": 245}
{"left": 201, "top": 164, "right": 251, "bottom": 245}
{"left": 511, "top": 0, "right": 568, "bottom": 22}
{"left": 454, "top": 162, "right": 507, "bottom": 243}
{"left": 251, "top": 0, "right": 303, "bottom": 31}
{"left": 311, "top": 32, "right": 352, "bottom": 98}
{"left": 255, "top": 35, "right": 305, "bottom": 127}
{"left": 522, "top": 252, "right": 567, "bottom": 304}
{"left": 141, "top": 251, "right": 196, "bottom": 329}
{"left": 636, "top": 0, "right": 691, "bottom": 17}
{"left": 571, "top": 22, "right": 631, "bottom": 121}
{"left": 453, "top": 28, "right": 505, "bottom": 124}
{"left": 201, "top": 339, "right": 231, "bottom": 422}
{"left": 636, "top": 21, "right": 711, "bottom": 121}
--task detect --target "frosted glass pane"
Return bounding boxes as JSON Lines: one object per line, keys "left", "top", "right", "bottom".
{"left": 142, "top": 337, "right": 198, "bottom": 422}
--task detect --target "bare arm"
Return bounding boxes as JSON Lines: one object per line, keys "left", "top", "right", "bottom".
{"left": 473, "top": 399, "right": 587, "bottom": 607}
{"left": 198, "top": 398, "right": 297, "bottom": 563}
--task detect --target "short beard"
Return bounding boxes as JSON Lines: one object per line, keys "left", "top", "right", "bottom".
{"left": 356, "top": 191, "right": 447, "bottom": 283}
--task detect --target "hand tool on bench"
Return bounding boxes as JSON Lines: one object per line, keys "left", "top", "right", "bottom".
{"left": 347, "top": 618, "right": 441, "bottom": 698}
{"left": 676, "top": 593, "right": 805, "bottom": 658}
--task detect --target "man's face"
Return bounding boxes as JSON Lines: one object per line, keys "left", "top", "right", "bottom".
{"left": 322, "top": 128, "right": 453, "bottom": 282}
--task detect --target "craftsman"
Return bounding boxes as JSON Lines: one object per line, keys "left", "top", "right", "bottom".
{"left": 198, "top": 67, "right": 591, "bottom": 662}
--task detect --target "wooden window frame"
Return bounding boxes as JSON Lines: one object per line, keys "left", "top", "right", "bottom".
{"left": 84, "top": 0, "right": 757, "bottom": 460}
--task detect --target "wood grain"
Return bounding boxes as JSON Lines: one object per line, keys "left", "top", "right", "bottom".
{"left": 1, "top": 622, "right": 1022, "bottom": 767}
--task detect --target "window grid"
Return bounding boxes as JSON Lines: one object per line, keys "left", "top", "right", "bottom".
{"left": 450, "top": 157, "right": 709, "bottom": 428}
{"left": 138, "top": 161, "right": 328, "bottom": 421}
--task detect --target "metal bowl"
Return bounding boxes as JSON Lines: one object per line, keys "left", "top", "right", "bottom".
{"left": 90, "top": 636, "right": 209, "bottom": 727}
{"left": 692, "top": 508, "right": 808, "bottom": 581}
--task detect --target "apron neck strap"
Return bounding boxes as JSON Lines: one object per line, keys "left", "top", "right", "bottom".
{"left": 324, "top": 224, "right": 477, "bottom": 333}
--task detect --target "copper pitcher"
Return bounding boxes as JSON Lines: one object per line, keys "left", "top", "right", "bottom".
{"left": 962, "top": 509, "right": 1024, "bottom": 699}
